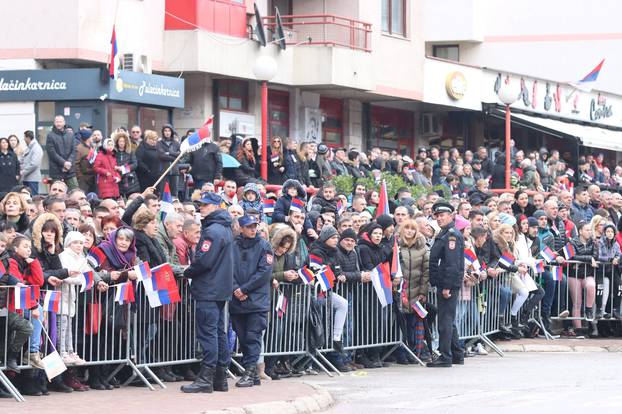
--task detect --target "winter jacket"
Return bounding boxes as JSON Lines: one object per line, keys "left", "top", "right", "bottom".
{"left": 32, "top": 213, "right": 69, "bottom": 288}
{"left": 308, "top": 240, "right": 343, "bottom": 278}
{"left": 270, "top": 225, "right": 298, "bottom": 283}
{"left": 240, "top": 182, "right": 264, "bottom": 221}
{"left": 157, "top": 136, "right": 181, "bottom": 177}
{"left": 184, "top": 209, "right": 235, "bottom": 301}
{"left": 230, "top": 235, "right": 273, "bottom": 314}
{"left": 491, "top": 154, "right": 507, "bottom": 189}
{"left": 116, "top": 149, "right": 140, "bottom": 195}
{"left": 58, "top": 249, "right": 92, "bottom": 317}
{"left": 156, "top": 222, "right": 185, "bottom": 278}
{"left": 284, "top": 149, "right": 302, "bottom": 182}
{"left": 598, "top": 236, "right": 621, "bottom": 265}
{"left": 93, "top": 148, "right": 120, "bottom": 199}
{"left": 520, "top": 165, "right": 537, "bottom": 190}
{"left": 135, "top": 142, "right": 161, "bottom": 191}
{"left": 46, "top": 126, "right": 76, "bottom": 180}
{"left": 188, "top": 142, "right": 223, "bottom": 183}
{"left": 512, "top": 202, "right": 537, "bottom": 218}
{"left": 337, "top": 245, "right": 362, "bottom": 282}
{"left": 570, "top": 200, "right": 595, "bottom": 223}
{"left": 21, "top": 139, "right": 43, "bottom": 182}
{"left": 331, "top": 160, "right": 349, "bottom": 176}
{"left": 0, "top": 151, "right": 20, "bottom": 194}
{"left": 399, "top": 236, "right": 429, "bottom": 314}
{"left": 357, "top": 234, "right": 389, "bottom": 271}
{"left": 75, "top": 141, "right": 96, "bottom": 192}
{"left": 173, "top": 236, "right": 195, "bottom": 266}
{"left": 570, "top": 237, "right": 598, "bottom": 278}
{"left": 429, "top": 223, "right": 465, "bottom": 290}
{"left": 273, "top": 179, "right": 307, "bottom": 224}
{"left": 135, "top": 229, "right": 167, "bottom": 267}
{"left": 8, "top": 256, "right": 44, "bottom": 287}
{"left": 311, "top": 195, "right": 338, "bottom": 214}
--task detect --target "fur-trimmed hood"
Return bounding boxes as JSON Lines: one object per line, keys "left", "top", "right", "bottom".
{"left": 269, "top": 224, "right": 297, "bottom": 254}
{"left": 32, "top": 213, "right": 63, "bottom": 252}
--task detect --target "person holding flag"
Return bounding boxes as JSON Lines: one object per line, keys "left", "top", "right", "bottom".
{"left": 182, "top": 192, "right": 235, "bottom": 394}
{"left": 229, "top": 215, "right": 273, "bottom": 387}
{"left": 428, "top": 201, "right": 464, "bottom": 367}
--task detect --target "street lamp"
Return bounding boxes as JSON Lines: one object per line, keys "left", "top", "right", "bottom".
{"left": 253, "top": 54, "right": 278, "bottom": 181}
{"left": 497, "top": 76, "right": 520, "bottom": 190}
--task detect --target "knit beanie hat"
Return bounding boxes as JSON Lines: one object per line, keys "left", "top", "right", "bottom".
{"left": 339, "top": 228, "right": 358, "bottom": 242}
{"left": 376, "top": 214, "right": 395, "bottom": 231}
{"left": 64, "top": 231, "right": 85, "bottom": 249}
{"left": 319, "top": 225, "right": 339, "bottom": 243}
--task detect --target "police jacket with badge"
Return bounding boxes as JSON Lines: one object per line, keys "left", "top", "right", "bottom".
{"left": 184, "top": 209, "right": 234, "bottom": 301}
{"left": 429, "top": 222, "right": 464, "bottom": 291}
{"left": 230, "top": 234, "right": 273, "bottom": 314}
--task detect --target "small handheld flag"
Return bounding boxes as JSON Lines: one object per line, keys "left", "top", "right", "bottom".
{"left": 43, "top": 290, "right": 61, "bottom": 313}
{"left": 262, "top": 199, "right": 275, "bottom": 214}
{"left": 562, "top": 243, "right": 576, "bottom": 260}
{"left": 391, "top": 238, "right": 403, "bottom": 278}
{"left": 533, "top": 260, "right": 545, "bottom": 274}
{"left": 309, "top": 254, "right": 323, "bottom": 269}
{"left": 297, "top": 266, "right": 315, "bottom": 285}
{"left": 275, "top": 291, "right": 288, "bottom": 318}
{"left": 464, "top": 249, "right": 480, "bottom": 271}
{"left": 551, "top": 266, "right": 563, "bottom": 281}
{"left": 270, "top": 154, "right": 280, "bottom": 164}
{"left": 133, "top": 262, "right": 152, "bottom": 282}
{"left": 375, "top": 180, "right": 390, "bottom": 218}
{"left": 316, "top": 266, "right": 336, "bottom": 292}
{"left": 541, "top": 246, "right": 557, "bottom": 263}
{"left": 87, "top": 246, "right": 107, "bottom": 269}
{"left": 80, "top": 271, "right": 95, "bottom": 293}
{"left": 336, "top": 200, "right": 347, "bottom": 216}
{"left": 160, "top": 182, "right": 175, "bottom": 221}
{"left": 289, "top": 198, "right": 305, "bottom": 214}
{"left": 11, "top": 286, "right": 33, "bottom": 310}
{"left": 87, "top": 148, "right": 98, "bottom": 165}
{"left": 412, "top": 300, "right": 428, "bottom": 318}
{"left": 180, "top": 116, "right": 214, "bottom": 153}
{"left": 119, "top": 164, "right": 131, "bottom": 175}
{"left": 370, "top": 262, "right": 393, "bottom": 307}
{"left": 114, "top": 282, "right": 135, "bottom": 305}
{"left": 498, "top": 251, "right": 515, "bottom": 268}
{"left": 144, "top": 263, "right": 181, "bottom": 308}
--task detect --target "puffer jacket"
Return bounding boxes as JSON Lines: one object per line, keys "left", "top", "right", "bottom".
{"left": 0, "top": 151, "right": 20, "bottom": 193}
{"left": 241, "top": 182, "right": 264, "bottom": 221}
{"left": 93, "top": 148, "right": 120, "bottom": 199}
{"left": 116, "top": 149, "right": 140, "bottom": 195}
{"left": 399, "top": 236, "right": 429, "bottom": 314}
{"left": 230, "top": 235, "right": 273, "bottom": 314}
{"left": 357, "top": 234, "right": 389, "bottom": 271}
{"left": 31, "top": 213, "right": 69, "bottom": 288}
{"left": 270, "top": 225, "right": 297, "bottom": 283}
{"left": 597, "top": 231, "right": 621, "bottom": 268}
{"left": 273, "top": 179, "right": 307, "bottom": 223}
{"left": 570, "top": 236, "right": 598, "bottom": 279}
{"left": 46, "top": 126, "right": 76, "bottom": 180}
{"left": 337, "top": 245, "right": 362, "bottom": 282}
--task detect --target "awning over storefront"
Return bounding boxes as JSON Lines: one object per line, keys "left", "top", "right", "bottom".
{"left": 510, "top": 112, "right": 622, "bottom": 152}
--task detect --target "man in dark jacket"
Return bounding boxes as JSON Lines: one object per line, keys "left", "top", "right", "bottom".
{"left": 182, "top": 192, "right": 234, "bottom": 394}
{"left": 337, "top": 229, "right": 369, "bottom": 283}
{"left": 157, "top": 124, "right": 181, "bottom": 196}
{"left": 428, "top": 201, "right": 464, "bottom": 367}
{"left": 46, "top": 115, "right": 78, "bottom": 189}
{"left": 230, "top": 215, "right": 273, "bottom": 387}
{"left": 188, "top": 141, "right": 223, "bottom": 189}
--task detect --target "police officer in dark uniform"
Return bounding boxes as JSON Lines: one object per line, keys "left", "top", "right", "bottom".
{"left": 230, "top": 215, "right": 273, "bottom": 387}
{"left": 427, "top": 201, "right": 465, "bottom": 367}
{"left": 181, "top": 192, "right": 235, "bottom": 393}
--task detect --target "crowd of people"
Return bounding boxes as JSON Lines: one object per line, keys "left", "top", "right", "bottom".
{"left": 1, "top": 113, "right": 622, "bottom": 397}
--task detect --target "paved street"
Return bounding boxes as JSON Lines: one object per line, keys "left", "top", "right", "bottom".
{"left": 301, "top": 353, "right": 622, "bottom": 414}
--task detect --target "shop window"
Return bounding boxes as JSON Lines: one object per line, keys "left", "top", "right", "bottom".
{"left": 140, "top": 107, "right": 170, "bottom": 134}
{"left": 382, "top": 0, "right": 406, "bottom": 36}
{"left": 269, "top": 89, "right": 289, "bottom": 141}
{"left": 219, "top": 79, "right": 249, "bottom": 112}
{"left": 320, "top": 97, "right": 344, "bottom": 147}
{"left": 108, "top": 103, "right": 137, "bottom": 133}
{"left": 433, "top": 45, "right": 459, "bottom": 62}
{"left": 369, "top": 105, "right": 414, "bottom": 155}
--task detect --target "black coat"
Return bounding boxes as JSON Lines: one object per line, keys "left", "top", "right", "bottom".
{"left": 116, "top": 150, "right": 140, "bottom": 195}
{"left": 308, "top": 241, "right": 342, "bottom": 277}
{"left": 235, "top": 154, "right": 259, "bottom": 186}
{"left": 135, "top": 142, "right": 161, "bottom": 191}
{"left": 135, "top": 230, "right": 167, "bottom": 267}
{"left": 337, "top": 245, "right": 361, "bottom": 282}
{"left": 156, "top": 138, "right": 181, "bottom": 177}
{"left": 188, "top": 142, "right": 223, "bottom": 183}
{"left": 230, "top": 235, "right": 273, "bottom": 314}
{"left": 283, "top": 149, "right": 302, "bottom": 182}
{"left": 46, "top": 127, "right": 76, "bottom": 180}
{"left": 429, "top": 223, "right": 464, "bottom": 290}
{"left": 0, "top": 151, "right": 19, "bottom": 194}
{"left": 184, "top": 209, "right": 235, "bottom": 301}
{"left": 267, "top": 148, "right": 286, "bottom": 185}
{"left": 491, "top": 155, "right": 507, "bottom": 189}
{"left": 357, "top": 236, "right": 389, "bottom": 271}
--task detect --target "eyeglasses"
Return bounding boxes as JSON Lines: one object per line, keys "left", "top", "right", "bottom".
{"left": 131, "top": 130, "right": 141, "bottom": 134}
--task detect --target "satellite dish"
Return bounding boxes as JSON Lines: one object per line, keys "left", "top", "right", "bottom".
{"left": 275, "top": 7, "right": 286, "bottom": 51}
{"left": 254, "top": 3, "right": 267, "bottom": 47}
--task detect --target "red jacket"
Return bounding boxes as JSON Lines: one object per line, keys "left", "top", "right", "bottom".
{"left": 93, "top": 149, "right": 121, "bottom": 199}
{"left": 9, "top": 257, "right": 44, "bottom": 287}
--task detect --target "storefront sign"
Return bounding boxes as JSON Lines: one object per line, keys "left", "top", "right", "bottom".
{"left": 445, "top": 71, "right": 467, "bottom": 100}
{"left": 109, "top": 70, "right": 185, "bottom": 108}
{"left": 483, "top": 70, "right": 621, "bottom": 129}
{"left": 0, "top": 69, "right": 105, "bottom": 101}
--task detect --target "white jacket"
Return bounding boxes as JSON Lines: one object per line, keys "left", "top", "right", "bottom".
{"left": 58, "top": 249, "right": 93, "bottom": 317}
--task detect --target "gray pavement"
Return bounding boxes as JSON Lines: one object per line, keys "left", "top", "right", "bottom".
{"left": 298, "top": 353, "right": 622, "bottom": 414}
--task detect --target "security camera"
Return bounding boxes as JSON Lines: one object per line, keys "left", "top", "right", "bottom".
{"left": 99, "top": 94, "right": 108, "bottom": 101}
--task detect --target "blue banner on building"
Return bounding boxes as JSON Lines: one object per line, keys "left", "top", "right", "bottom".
{"left": 109, "top": 70, "right": 185, "bottom": 108}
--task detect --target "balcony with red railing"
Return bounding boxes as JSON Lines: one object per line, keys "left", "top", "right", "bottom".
{"left": 263, "top": 14, "right": 372, "bottom": 52}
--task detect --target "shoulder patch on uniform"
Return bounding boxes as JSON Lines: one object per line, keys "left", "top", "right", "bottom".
{"left": 266, "top": 253, "right": 273, "bottom": 265}
{"left": 448, "top": 240, "right": 456, "bottom": 250}
{"left": 201, "top": 240, "right": 212, "bottom": 252}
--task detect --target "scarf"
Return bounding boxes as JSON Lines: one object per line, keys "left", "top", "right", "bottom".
{"left": 98, "top": 227, "right": 136, "bottom": 270}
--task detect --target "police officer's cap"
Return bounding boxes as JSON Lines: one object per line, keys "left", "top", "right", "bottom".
{"left": 432, "top": 201, "right": 454, "bottom": 215}
{"left": 239, "top": 215, "right": 259, "bottom": 227}
{"left": 197, "top": 192, "right": 222, "bottom": 206}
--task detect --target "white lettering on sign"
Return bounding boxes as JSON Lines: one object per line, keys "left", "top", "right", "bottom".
{"left": 138, "top": 80, "right": 181, "bottom": 98}
{"left": 0, "top": 77, "right": 67, "bottom": 92}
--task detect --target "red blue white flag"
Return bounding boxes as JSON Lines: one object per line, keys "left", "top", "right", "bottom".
{"left": 43, "top": 290, "right": 61, "bottom": 313}
{"left": 262, "top": 199, "right": 275, "bottom": 214}
{"left": 316, "top": 266, "right": 336, "bottom": 292}
{"left": 87, "top": 246, "right": 107, "bottom": 269}
{"left": 180, "top": 116, "right": 214, "bottom": 153}
{"left": 115, "top": 282, "right": 135, "bottom": 305}
{"left": 562, "top": 243, "right": 576, "bottom": 260}
{"left": 110, "top": 25, "right": 118, "bottom": 79}
{"left": 133, "top": 262, "right": 152, "bottom": 282}
{"left": 464, "top": 248, "right": 480, "bottom": 271}
{"left": 375, "top": 180, "right": 390, "bottom": 218}
{"left": 498, "top": 251, "right": 515, "bottom": 268}
{"left": 551, "top": 266, "right": 563, "bottom": 281}
{"left": 541, "top": 246, "right": 557, "bottom": 263}
{"left": 80, "top": 271, "right": 94, "bottom": 293}
{"left": 289, "top": 198, "right": 305, "bottom": 213}
{"left": 160, "top": 181, "right": 175, "bottom": 222}
{"left": 297, "top": 266, "right": 315, "bottom": 285}
{"left": 412, "top": 300, "right": 428, "bottom": 318}
{"left": 533, "top": 260, "right": 545, "bottom": 274}
{"left": 371, "top": 262, "right": 393, "bottom": 307}
{"left": 570, "top": 59, "right": 605, "bottom": 92}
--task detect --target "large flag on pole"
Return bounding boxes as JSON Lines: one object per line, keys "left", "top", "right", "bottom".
{"left": 160, "top": 182, "right": 175, "bottom": 221}
{"left": 569, "top": 59, "right": 605, "bottom": 92}
{"left": 110, "top": 25, "right": 118, "bottom": 79}
{"left": 370, "top": 262, "right": 393, "bottom": 307}
{"left": 375, "top": 179, "right": 390, "bottom": 218}
{"left": 180, "top": 116, "right": 214, "bottom": 153}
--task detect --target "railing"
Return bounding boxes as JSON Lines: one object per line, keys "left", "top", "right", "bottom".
{"left": 263, "top": 14, "right": 372, "bottom": 52}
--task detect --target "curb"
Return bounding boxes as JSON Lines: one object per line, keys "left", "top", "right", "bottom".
{"left": 496, "top": 344, "right": 622, "bottom": 353}
{"left": 201, "top": 384, "right": 334, "bottom": 414}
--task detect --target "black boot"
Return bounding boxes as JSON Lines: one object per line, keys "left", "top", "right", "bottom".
{"left": 613, "top": 308, "right": 622, "bottom": 320}
{"left": 235, "top": 365, "right": 257, "bottom": 388}
{"left": 180, "top": 366, "right": 214, "bottom": 393}
{"left": 511, "top": 315, "right": 524, "bottom": 329}
{"left": 213, "top": 365, "right": 229, "bottom": 392}
{"left": 541, "top": 312, "right": 552, "bottom": 331}
{"left": 498, "top": 316, "right": 511, "bottom": 334}
{"left": 181, "top": 366, "right": 198, "bottom": 382}
{"left": 252, "top": 364, "right": 261, "bottom": 386}
{"left": 6, "top": 351, "right": 20, "bottom": 373}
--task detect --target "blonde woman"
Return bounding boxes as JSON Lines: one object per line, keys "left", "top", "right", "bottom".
{"left": 590, "top": 215, "right": 606, "bottom": 241}
{"left": 487, "top": 211, "right": 502, "bottom": 232}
